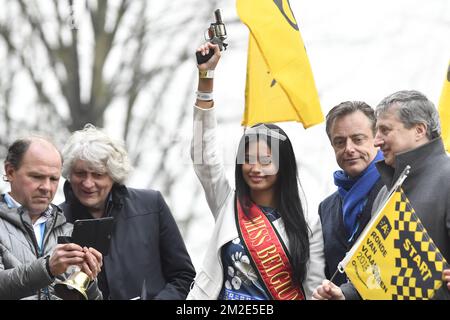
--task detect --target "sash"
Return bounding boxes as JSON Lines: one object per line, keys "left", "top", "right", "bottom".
{"left": 235, "top": 198, "right": 305, "bottom": 300}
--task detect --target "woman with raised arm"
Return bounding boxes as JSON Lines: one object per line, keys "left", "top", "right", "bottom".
{"left": 188, "top": 42, "right": 325, "bottom": 300}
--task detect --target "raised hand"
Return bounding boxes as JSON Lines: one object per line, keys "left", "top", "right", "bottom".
{"left": 196, "top": 42, "right": 221, "bottom": 71}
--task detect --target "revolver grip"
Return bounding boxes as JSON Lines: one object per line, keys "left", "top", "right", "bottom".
{"left": 196, "top": 50, "right": 215, "bottom": 64}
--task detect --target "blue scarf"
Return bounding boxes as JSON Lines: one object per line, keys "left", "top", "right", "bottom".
{"left": 333, "top": 150, "right": 383, "bottom": 240}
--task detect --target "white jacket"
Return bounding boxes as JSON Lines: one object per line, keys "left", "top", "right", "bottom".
{"left": 187, "top": 107, "right": 325, "bottom": 300}
{"left": 187, "top": 106, "right": 325, "bottom": 300}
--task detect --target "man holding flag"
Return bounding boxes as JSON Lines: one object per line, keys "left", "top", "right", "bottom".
{"left": 313, "top": 90, "right": 450, "bottom": 300}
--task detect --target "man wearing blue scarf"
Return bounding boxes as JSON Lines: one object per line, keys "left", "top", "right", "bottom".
{"left": 313, "top": 90, "right": 450, "bottom": 300}
{"left": 318, "top": 101, "right": 384, "bottom": 287}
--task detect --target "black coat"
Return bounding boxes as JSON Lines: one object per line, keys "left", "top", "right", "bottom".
{"left": 61, "top": 181, "right": 196, "bottom": 300}
{"left": 318, "top": 179, "right": 384, "bottom": 286}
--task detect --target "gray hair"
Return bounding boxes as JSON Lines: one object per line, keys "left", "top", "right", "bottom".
{"left": 375, "top": 90, "right": 441, "bottom": 140}
{"left": 325, "top": 101, "right": 376, "bottom": 139}
{"left": 62, "top": 124, "right": 132, "bottom": 184}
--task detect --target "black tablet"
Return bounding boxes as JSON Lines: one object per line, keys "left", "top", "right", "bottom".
{"left": 71, "top": 217, "right": 114, "bottom": 256}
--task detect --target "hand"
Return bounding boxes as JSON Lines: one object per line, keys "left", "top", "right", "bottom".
{"left": 312, "top": 280, "right": 345, "bottom": 300}
{"left": 80, "top": 247, "right": 103, "bottom": 281}
{"left": 49, "top": 243, "right": 85, "bottom": 276}
{"left": 443, "top": 269, "right": 450, "bottom": 290}
{"left": 196, "top": 42, "right": 221, "bottom": 71}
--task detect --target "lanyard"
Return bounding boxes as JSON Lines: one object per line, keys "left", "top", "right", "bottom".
{"left": 38, "top": 222, "right": 46, "bottom": 255}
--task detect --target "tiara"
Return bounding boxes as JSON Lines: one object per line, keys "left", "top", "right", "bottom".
{"left": 244, "top": 124, "right": 287, "bottom": 141}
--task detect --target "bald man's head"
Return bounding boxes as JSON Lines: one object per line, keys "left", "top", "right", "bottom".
{"left": 5, "top": 137, "right": 62, "bottom": 170}
{"left": 4, "top": 137, "right": 62, "bottom": 218}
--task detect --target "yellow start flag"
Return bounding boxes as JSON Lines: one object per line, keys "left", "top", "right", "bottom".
{"left": 236, "top": 0, "right": 323, "bottom": 128}
{"left": 438, "top": 60, "right": 450, "bottom": 153}
{"left": 340, "top": 186, "right": 449, "bottom": 300}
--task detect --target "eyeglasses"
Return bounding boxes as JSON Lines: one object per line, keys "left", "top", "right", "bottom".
{"left": 244, "top": 124, "right": 287, "bottom": 141}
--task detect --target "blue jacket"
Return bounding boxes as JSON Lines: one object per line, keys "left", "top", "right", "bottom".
{"left": 61, "top": 182, "right": 195, "bottom": 300}
{"left": 319, "top": 179, "right": 384, "bottom": 286}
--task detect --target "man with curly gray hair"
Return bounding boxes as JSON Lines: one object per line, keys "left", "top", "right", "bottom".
{"left": 60, "top": 124, "right": 196, "bottom": 300}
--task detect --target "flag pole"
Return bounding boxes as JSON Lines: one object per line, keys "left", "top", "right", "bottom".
{"left": 335, "top": 165, "right": 411, "bottom": 276}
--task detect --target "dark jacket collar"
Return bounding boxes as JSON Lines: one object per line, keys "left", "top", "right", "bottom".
{"left": 63, "top": 180, "right": 128, "bottom": 220}
{"left": 375, "top": 137, "right": 446, "bottom": 189}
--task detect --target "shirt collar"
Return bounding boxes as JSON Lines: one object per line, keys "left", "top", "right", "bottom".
{"left": 3, "top": 192, "right": 21, "bottom": 209}
{"left": 3, "top": 192, "right": 53, "bottom": 218}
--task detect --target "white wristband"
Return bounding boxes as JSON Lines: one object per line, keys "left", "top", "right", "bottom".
{"left": 196, "top": 91, "right": 213, "bottom": 101}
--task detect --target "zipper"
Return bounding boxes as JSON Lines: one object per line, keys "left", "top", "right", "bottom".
{"left": 41, "top": 208, "right": 58, "bottom": 256}
{"left": 20, "top": 213, "right": 40, "bottom": 258}
{"left": 105, "top": 197, "right": 115, "bottom": 217}
{"left": 20, "top": 208, "right": 58, "bottom": 300}
{"left": 40, "top": 208, "right": 58, "bottom": 300}
{"left": 20, "top": 212, "right": 42, "bottom": 299}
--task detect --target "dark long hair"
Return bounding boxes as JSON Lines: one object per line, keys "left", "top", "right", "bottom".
{"left": 235, "top": 123, "right": 310, "bottom": 285}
